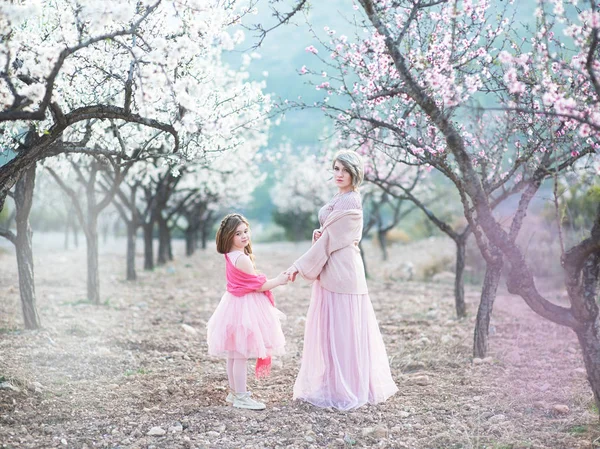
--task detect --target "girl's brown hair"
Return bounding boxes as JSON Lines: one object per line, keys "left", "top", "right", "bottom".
{"left": 215, "top": 213, "right": 255, "bottom": 262}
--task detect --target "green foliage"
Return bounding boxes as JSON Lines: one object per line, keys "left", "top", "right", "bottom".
{"left": 567, "top": 425, "right": 588, "bottom": 435}
{"left": 124, "top": 367, "right": 150, "bottom": 376}
{"left": 0, "top": 203, "right": 11, "bottom": 226}
{"left": 252, "top": 222, "right": 286, "bottom": 243}
{"left": 272, "top": 209, "right": 318, "bottom": 241}
{"left": 543, "top": 182, "right": 600, "bottom": 241}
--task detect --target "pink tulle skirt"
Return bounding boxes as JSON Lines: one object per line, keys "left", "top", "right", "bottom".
{"left": 293, "top": 282, "right": 398, "bottom": 410}
{"left": 207, "top": 291, "right": 286, "bottom": 359}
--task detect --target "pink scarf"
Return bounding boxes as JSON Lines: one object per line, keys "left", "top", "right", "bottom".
{"left": 225, "top": 254, "right": 274, "bottom": 378}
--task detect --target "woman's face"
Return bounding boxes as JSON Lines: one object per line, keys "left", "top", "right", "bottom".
{"left": 230, "top": 222, "right": 250, "bottom": 252}
{"left": 333, "top": 160, "right": 353, "bottom": 192}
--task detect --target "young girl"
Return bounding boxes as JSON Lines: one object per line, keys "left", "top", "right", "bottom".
{"left": 207, "top": 213, "right": 287, "bottom": 410}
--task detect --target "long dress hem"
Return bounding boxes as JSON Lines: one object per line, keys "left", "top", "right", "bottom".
{"left": 292, "top": 281, "right": 398, "bottom": 411}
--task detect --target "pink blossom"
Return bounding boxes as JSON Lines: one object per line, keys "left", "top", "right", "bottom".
{"left": 300, "top": 65, "right": 307, "bottom": 75}
{"left": 305, "top": 45, "right": 318, "bottom": 54}
{"left": 498, "top": 50, "right": 513, "bottom": 65}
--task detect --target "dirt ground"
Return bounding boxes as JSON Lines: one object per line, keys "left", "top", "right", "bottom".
{"left": 0, "top": 234, "right": 599, "bottom": 449}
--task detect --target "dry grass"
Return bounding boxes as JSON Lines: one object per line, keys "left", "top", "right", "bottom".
{"left": 0, "top": 234, "right": 598, "bottom": 449}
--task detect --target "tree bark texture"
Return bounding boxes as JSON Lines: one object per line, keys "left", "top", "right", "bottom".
{"left": 14, "top": 165, "right": 41, "bottom": 329}
{"left": 157, "top": 216, "right": 170, "bottom": 266}
{"left": 143, "top": 223, "right": 154, "bottom": 270}
{"left": 454, "top": 235, "right": 468, "bottom": 319}
{"left": 126, "top": 221, "right": 137, "bottom": 281}
{"left": 473, "top": 249, "right": 503, "bottom": 358}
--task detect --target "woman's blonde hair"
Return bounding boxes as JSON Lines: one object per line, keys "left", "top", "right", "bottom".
{"left": 332, "top": 150, "right": 364, "bottom": 190}
{"left": 215, "top": 213, "right": 255, "bottom": 262}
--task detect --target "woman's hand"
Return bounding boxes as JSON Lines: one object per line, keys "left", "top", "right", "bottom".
{"left": 285, "top": 266, "right": 299, "bottom": 282}
{"left": 313, "top": 230, "right": 322, "bottom": 241}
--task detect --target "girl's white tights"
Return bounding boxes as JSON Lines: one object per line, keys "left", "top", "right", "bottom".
{"left": 227, "top": 358, "right": 247, "bottom": 393}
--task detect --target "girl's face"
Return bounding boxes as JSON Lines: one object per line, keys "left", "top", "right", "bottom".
{"left": 230, "top": 222, "right": 250, "bottom": 252}
{"left": 333, "top": 160, "right": 353, "bottom": 192}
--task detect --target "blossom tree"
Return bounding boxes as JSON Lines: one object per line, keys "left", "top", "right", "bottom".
{"left": 0, "top": 0, "right": 268, "bottom": 208}
{"left": 44, "top": 122, "right": 158, "bottom": 304}
{"left": 174, "top": 141, "right": 268, "bottom": 252}
{"left": 0, "top": 0, "right": 271, "bottom": 323}
{"left": 0, "top": 158, "right": 39, "bottom": 328}
{"left": 270, "top": 143, "right": 334, "bottom": 240}
{"left": 291, "top": 0, "right": 600, "bottom": 410}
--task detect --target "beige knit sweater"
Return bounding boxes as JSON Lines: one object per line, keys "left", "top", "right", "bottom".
{"left": 292, "top": 209, "right": 368, "bottom": 294}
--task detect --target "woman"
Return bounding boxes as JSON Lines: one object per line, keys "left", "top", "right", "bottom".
{"left": 285, "top": 150, "right": 398, "bottom": 411}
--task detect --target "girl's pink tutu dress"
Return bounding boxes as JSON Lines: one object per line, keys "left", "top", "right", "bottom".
{"left": 292, "top": 191, "right": 398, "bottom": 410}
{"left": 207, "top": 251, "right": 285, "bottom": 365}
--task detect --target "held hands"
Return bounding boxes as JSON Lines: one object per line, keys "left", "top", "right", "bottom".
{"left": 276, "top": 271, "right": 289, "bottom": 286}
{"left": 284, "top": 266, "right": 299, "bottom": 282}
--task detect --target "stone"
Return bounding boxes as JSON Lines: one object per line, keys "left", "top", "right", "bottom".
{"left": 373, "top": 426, "right": 388, "bottom": 438}
{"left": 304, "top": 430, "right": 317, "bottom": 443}
{"left": 181, "top": 324, "right": 198, "bottom": 335}
{"left": 0, "top": 382, "right": 20, "bottom": 393}
{"left": 399, "top": 411, "right": 410, "bottom": 418}
{"left": 412, "top": 375, "right": 431, "bottom": 386}
{"left": 169, "top": 423, "right": 183, "bottom": 433}
{"left": 147, "top": 427, "right": 166, "bottom": 436}
{"left": 27, "top": 382, "right": 44, "bottom": 393}
{"left": 552, "top": 404, "right": 569, "bottom": 414}
{"left": 487, "top": 414, "right": 506, "bottom": 423}
{"left": 472, "top": 358, "right": 484, "bottom": 365}
{"left": 343, "top": 434, "right": 356, "bottom": 445}
{"left": 362, "top": 427, "right": 375, "bottom": 437}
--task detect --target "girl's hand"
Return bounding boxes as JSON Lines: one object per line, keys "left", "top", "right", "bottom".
{"left": 313, "top": 230, "right": 322, "bottom": 241}
{"left": 276, "top": 272, "right": 289, "bottom": 286}
{"left": 285, "top": 266, "right": 298, "bottom": 282}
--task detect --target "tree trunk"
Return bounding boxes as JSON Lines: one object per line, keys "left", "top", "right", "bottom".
{"left": 201, "top": 222, "right": 210, "bottom": 250}
{"left": 454, "top": 235, "right": 467, "bottom": 319}
{"left": 14, "top": 165, "right": 40, "bottom": 329}
{"left": 86, "top": 213, "right": 100, "bottom": 304}
{"left": 576, "top": 321, "right": 600, "bottom": 414}
{"left": 73, "top": 218, "right": 79, "bottom": 248}
{"left": 185, "top": 227, "right": 194, "bottom": 257}
{"left": 157, "top": 216, "right": 169, "bottom": 266}
{"left": 126, "top": 221, "right": 137, "bottom": 281}
{"left": 378, "top": 229, "right": 388, "bottom": 261}
{"left": 143, "top": 222, "right": 154, "bottom": 270}
{"left": 473, "top": 249, "right": 503, "bottom": 358}
{"left": 167, "top": 229, "right": 173, "bottom": 261}
{"left": 64, "top": 215, "right": 70, "bottom": 250}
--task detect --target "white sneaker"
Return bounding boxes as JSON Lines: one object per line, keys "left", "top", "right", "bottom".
{"left": 226, "top": 392, "right": 234, "bottom": 403}
{"left": 232, "top": 392, "right": 266, "bottom": 410}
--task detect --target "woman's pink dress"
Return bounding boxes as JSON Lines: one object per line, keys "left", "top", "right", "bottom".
{"left": 293, "top": 191, "right": 398, "bottom": 410}
{"left": 207, "top": 251, "right": 286, "bottom": 360}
